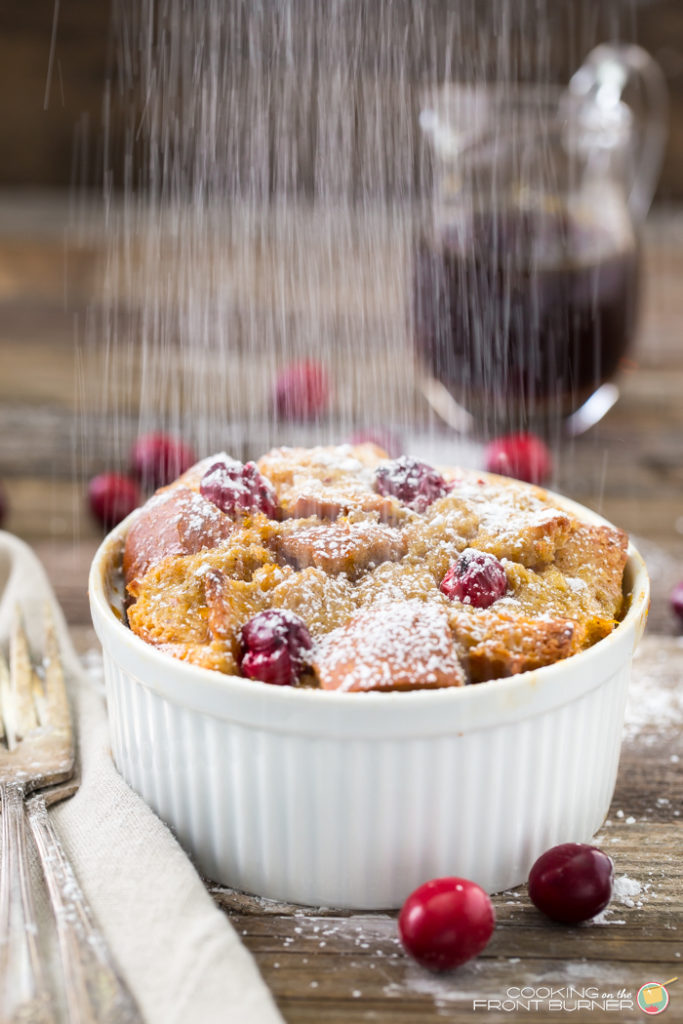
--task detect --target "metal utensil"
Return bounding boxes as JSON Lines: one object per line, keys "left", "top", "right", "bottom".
{"left": 0, "top": 609, "right": 143, "bottom": 1024}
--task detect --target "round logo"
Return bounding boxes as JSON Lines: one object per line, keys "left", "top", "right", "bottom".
{"left": 637, "top": 982, "right": 670, "bottom": 1015}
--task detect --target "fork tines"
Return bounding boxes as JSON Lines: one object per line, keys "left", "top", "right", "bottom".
{"left": 0, "top": 607, "right": 70, "bottom": 753}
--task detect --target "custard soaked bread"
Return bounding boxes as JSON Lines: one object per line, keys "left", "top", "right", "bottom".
{"left": 123, "top": 445, "right": 629, "bottom": 692}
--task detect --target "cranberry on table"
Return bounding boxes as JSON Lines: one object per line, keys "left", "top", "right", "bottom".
{"left": 200, "top": 458, "right": 279, "bottom": 519}
{"left": 274, "top": 360, "right": 330, "bottom": 421}
{"left": 374, "top": 456, "right": 451, "bottom": 512}
{"left": 88, "top": 473, "right": 141, "bottom": 528}
{"left": 240, "top": 609, "right": 313, "bottom": 687}
{"left": 671, "top": 581, "right": 683, "bottom": 623}
{"left": 484, "top": 432, "right": 552, "bottom": 485}
{"left": 441, "top": 549, "right": 507, "bottom": 608}
{"left": 399, "top": 877, "right": 496, "bottom": 972}
{"left": 528, "top": 843, "right": 614, "bottom": 924}
{"left": 130, "top": 433, "right": 196, "bottom": 490}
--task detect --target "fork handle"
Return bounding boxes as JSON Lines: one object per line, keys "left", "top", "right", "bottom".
{"left": 27, "top": 796, "right": 145, "bottom": 1024}
{"left": 0, "top": 781, "right": 56, "bottom": 1024}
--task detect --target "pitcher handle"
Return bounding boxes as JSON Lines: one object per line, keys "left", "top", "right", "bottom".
{"left": 570, "top": 43, "right": 667, "bottom": 221}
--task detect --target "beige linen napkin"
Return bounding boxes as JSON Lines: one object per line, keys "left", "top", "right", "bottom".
{"left": 0, "top": 531, "right": 284, "bottom": 1024}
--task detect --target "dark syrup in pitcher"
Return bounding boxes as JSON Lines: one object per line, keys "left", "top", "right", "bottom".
{"left": 413, "top": 206, "right": 639, "bottom": 426}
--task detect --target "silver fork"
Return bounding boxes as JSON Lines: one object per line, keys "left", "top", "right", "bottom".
{"left": 0, "top": 609, "right": 144, "bottom": 1024}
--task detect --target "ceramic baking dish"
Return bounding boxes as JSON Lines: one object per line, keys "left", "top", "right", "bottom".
{"left": 89, "top": 491, "right": 649, "bottom": 909}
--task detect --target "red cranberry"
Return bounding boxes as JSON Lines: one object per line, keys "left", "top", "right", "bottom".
{"left": 399, "top": 877, "right": 495, "bottom": 972}
{"left": 274, "top": 361, "right": 330, "bottom": 421}
{"left": 349, "top": 429, "right": 402, "bottom": 458}
{"left": 671, "top": 581, "right": 683, "bottom": 623}
{"left": 374, "top": 457, "right": 450, "bottom": 512}
{"left": 484, "top": 433, "right": 552, "bottom": 485}
{"left": 200, "top": 459, "right": 279, "bottom": 519}
{"left": 441, "top": 549, "right": 507, "bottom": 608}
{"left": 241, "top": 608, "right": 312, "bottom": 654}
{"left": 130, "top": 430, "right": 194, "bottom": 489}
{"left": 240, "top": 609, "right": 312, "bottom": 687}
{"left": 130, "top": 433, "right": 196, "bottom": 489}
{"left": 241, "top": 645, "right": 296, "bottom": 688}
{"left": 88, "top": 473, "right": 141, "bottom": 528}
{"left": 528, "top": 843, "right": 614, "bottom": 924}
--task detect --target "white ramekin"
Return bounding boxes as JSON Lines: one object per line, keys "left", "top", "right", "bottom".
{"left": 89, "top": 491, "right": 649, "bottom": 909}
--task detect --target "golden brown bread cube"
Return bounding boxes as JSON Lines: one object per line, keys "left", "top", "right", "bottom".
{"left": 355, "top": 559, "right": 443, "bottom": 606}
{"left": 276, "top": 519, "right": 406, "bottom": 576}
{"left": 553, "top": 523, "right": 629, "bottom": 618}
{"left": 268, "top": 567, "right": 357, "bottom": 634}
{"left": 256, "top": 444, "right": 399, "bottom": 521}
{"left": 202, "top": 567, "right": 269, "bottom": 647}
{"left": 313, "top": 601, "right": 465, "bottom": 692}
{"left": 155, "top": 640, "right": 239, "bottom": 674}
{"left": 472, "top": 508, "right": 573, "bottom": 567}
{"left": 403, "top": 493, "right": 480, "bottom": 583}
{"left": 126, "top": 529, "right": 280, "bottom": 654}
{"left": 448, "top": 606, "right": 579, "bottom": 683}
{"left": 126, "top": 553, "right": 213, "bottom": 648}
{"left": 500, "top": 561, "right": 619, "bottom": 644}
{"left": 123, "top": 486, "right": 234, "bottom": 587}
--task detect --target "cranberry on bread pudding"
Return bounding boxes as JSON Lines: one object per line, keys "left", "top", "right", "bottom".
{"left": 122, "top": 444, "right": 629, "bottom": 691}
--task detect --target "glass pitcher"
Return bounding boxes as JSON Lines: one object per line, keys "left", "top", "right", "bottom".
{"left": 414, "top": 44, "right": 667, "bottom": 437}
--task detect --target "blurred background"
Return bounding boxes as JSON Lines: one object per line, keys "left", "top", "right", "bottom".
{"left": 3, "top": 0, "right": 683, "bottom": 197}
{"left": 1, "top": 0, "right": 682, "bottom": 634}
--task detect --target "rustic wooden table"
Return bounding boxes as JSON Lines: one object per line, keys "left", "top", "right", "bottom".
{"left": 1, "top": 194, "right": 681, "bottom": 1023}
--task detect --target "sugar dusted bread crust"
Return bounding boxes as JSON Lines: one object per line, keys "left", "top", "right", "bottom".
{"left": 123, "top": 486, "right": 234, "bottom": 588}
{"left": 123, "top": 444, "right": 629, "bottom": 692}
{"left": 448, "top": 606, "right": 580, "bottom": 683}
{"left": 314, "top": 602, "right": 465, "bottom": 692}
{"left": 257, "top": 443, "right": 399, "bottom": 521}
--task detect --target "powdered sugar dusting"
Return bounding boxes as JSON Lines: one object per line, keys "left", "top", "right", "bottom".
{"left": 583, "top": 873, "right": 651, "bottom": 925}
{"left": 314, "top": 600, "right": 465, "bottom": 692}
{"left": 277, "top": 519, "right": 405, "bottom": 575}
{"left": 587, "top": 908, "right": 627, "bottom": 926}
{"left": 124, "top": 445, "right": 631, "bottom": 688}
{"left": 612, "top": 874, "right": 643, "bottom": 908}
{"left": 623, "top": 640, "right": 683, "bottom": 743}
